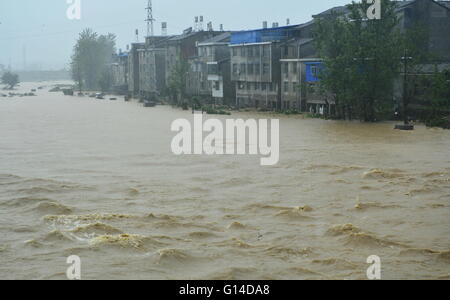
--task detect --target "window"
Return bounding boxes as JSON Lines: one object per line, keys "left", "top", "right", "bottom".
{"left": 233, "top": 64, "right": 238, "bottom": 75}
{"left": 263, "top": 45, "right": 270, "bottom": 57}
{"left": 263, "top": 63, "right": 270, "bottom": 75}
{"left": 248, "top": 64, "right": 254, "bottom": 75}
{"left": 284, "top": 82, "right": 289, "bottom": 93}
{"left": 255, "top": 82, "right": 260, "bottom": 90}
{"left": 292, "top": 62, "right": 298, "bottom": 74}
{"left": 261, "top": 83, "right": 266, "bottom": 91}
{"left": 240, "top": 48, "right": 246, "bottom": 57}
{"left": 214, "top": 81, "right": 220, "bottom": 91}
{"left": 255, "top": 64, "right": 261, "bottom": 75}
{"left": 248, "top": 47, "right": 253, "bottom": 57}
{"left": 292, "top": 82, "right": 298, "bottom": 92}
{"left": 240, "top": 63, "right": 246, "bottom": 74}
{"left": 284, "top": 63, "right": 289, "bottom": 75}
{"left": 238, "top": 82, "right": 245, "bottom": 90}
{"left": 232, "top": 48, "right": 238, "bottom": 57}
{"left": 311, "top": 65, "right": 319, "bottom": 77}
{"left": 255, "top": 46, "right": 260, "bottom": 56}
{"left": 208, "top": 64, "right": 218, "bottom": 75}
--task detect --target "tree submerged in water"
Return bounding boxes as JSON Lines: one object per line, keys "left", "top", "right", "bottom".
{"left": 70, "top": 29, "right": 116, "bottom": 92}
{"left": 314, "top": 0, "right": 408, "bottom": 122}
{"left": 1, "top": 72, "right": 20, "bottom": 90}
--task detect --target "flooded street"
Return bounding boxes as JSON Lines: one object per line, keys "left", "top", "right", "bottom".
{"left": 0, "top": 82, "right": 449, "bottom": 280}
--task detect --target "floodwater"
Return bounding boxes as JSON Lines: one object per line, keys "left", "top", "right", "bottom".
{"left": 0, "top": 81, "right": 449, "bottom": 280}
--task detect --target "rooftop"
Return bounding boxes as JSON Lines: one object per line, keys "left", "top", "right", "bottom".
{"left": 230, "top": 24, "right": 301, "bottom": 45}
{"left": 198, "top": 32, "right": 231, "bottom": 46}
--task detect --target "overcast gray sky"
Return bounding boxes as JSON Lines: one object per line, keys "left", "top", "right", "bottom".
{"left": 0, "top": 0, "right": 349, "bottom": 70}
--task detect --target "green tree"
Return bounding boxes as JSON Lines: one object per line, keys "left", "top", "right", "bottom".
{"left": 70, "top": 29, "right": 116, "bottom": 91}
{"left": 1, "top": 71, "right": 20, "bottom": 90}
{"left": 424, "top": 68, "right": 450, "bottom": 128}
{"left": 399, "top": 22, "right": 431, "bottom": 125}
{"left": 315, "top": 0, "right": 404, "bottom": 122}
{"left": 98, "top": 67, "right": 113, "bottom": 93}
{"left": 315, "top": 11, "right": 353, "bottom": 119}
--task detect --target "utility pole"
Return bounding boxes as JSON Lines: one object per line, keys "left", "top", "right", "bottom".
{"left": 395, "top": 49, "right": 414, "bottom": 130}
{"left": 146, "top": 0, "right": 155, "bottom": 38}
{"left": 402, "top": 49, "right": 413, "bottom": 126}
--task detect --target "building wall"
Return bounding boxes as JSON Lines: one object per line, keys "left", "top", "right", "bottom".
{"left": 219, "top": 59, "right": 235, "bottom": 106}
{"left": 111, "top": 57, "right": 128, "bottom": 95}
{"left": 280, "top": 60, "right": 301, "bottom": 110}
{"left": 231, "top": 42, "right": 283, "bottom": 109}
{"left": 186, "top": 57, "right": 210, "bottom": 98}
{"left": 138, "top": 48, "right": 166, "bottom": 100}
{"left": 400, "top": 0, "right": 450, "bottom": 62}
{"left": 428, "top": 2, "right": 450, "bottom": 61}
{"left": 111, "top": 55, "right": 128, "bottom": 86}
{"left": 165, "top": 32, "right": 223, "bottom": 86}
{"left": 186, "top": 42, "right": 235, "bottom": 105}
{"left": 128, "top": 43, "right": 144, "bottom": 97}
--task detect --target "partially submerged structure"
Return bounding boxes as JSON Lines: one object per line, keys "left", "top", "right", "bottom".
{"left": 230, "top": 25, "right": 303, "bottom": 109}
{"left": 118, "top": 0, "right": 449, "bottom": 115}
{"left": 186, "top": 32, "right": 235, "bottom": 105}
{"left": 128, "top": 43, "right": 145, "bottom": 98}
{"left": 111, "top": 52, "right": 128, "bottom": 95}
{"left": 138, "top": 36, "right": 173, "bottom": 101}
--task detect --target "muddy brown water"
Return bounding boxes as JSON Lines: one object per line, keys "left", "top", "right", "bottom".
{"left": 0, "top": 82, "right": 449, "bottom": 280}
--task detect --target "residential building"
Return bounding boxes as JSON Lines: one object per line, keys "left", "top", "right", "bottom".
{"left": 230, "top": 25, "right": 303, "bottom": 110}
{"left": 138, "top": 36, "right": 173, "bottom": 101}
{"left": 306, "top": 0, "right": 450, "bottom": 114}
{"left": 396, "top": 0, "right": 450, "bottom": 62}
{"left": 165, "top": 29, "right": 223, "bottom": 103}
{"left": 128, "top": 43, "right": 145, "bottom": 97}
{"left": 186, "top": 32, "right": 235, "bottom": 105}
{"left": 111, "top": 51, "right": 128, "bottom": 95}
{"left": 278, "top": 20, "right": 329, "bottom": 111}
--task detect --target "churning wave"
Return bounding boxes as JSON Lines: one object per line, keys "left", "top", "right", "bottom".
{"left": 327, "top": 224, "right": 407, "bottom": 248}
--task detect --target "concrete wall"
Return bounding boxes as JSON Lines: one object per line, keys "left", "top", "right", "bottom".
{"left": 400, "top": 0, "right": 450, "bottom": 62}
{"left": 165, "top": 32, "right": 223, "bottom": 85}
{"left": 128, "top": 43, "right": 145, "bottom": 97}
{"left": 231, "top": 42, "right": 284, "bottom": 109}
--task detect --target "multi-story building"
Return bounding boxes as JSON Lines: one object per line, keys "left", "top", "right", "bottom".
{"left": 291, "top": 0, "right": 450, "bottom": 114}
{"left": 186, "top": 32, "right": 235, "bottom": 105}
{"left": 314, "top": 1, "right": 450, "bottom": 62}
{"left": 111, "top": 52, "right": 128, "bottom": 95}
{"left": 165, "top": 29, "right": 223, "bottom": 101}
{"left": 138, "top": 36, "right": 173, "bottom": 101}
{"left": 278, "top": 20, "right": 328, "bottom": 112}
{"left": 230, "top": 25, "right": 303, "bottom": 110}
{"left": 127, "top": 43, "right": 145, "bottom": 97}
{"left": 397, "top": 0, "right": 450, "bottom": 62}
